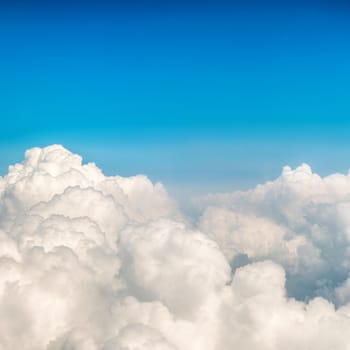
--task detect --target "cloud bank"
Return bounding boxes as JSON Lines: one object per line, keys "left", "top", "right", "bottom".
{"left": 1, "top": 145, "right": 350, "bottom": 349}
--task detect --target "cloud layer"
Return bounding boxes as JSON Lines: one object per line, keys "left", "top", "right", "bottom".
{"left": 1, "top": 145, "right": 350, "bottom": 349}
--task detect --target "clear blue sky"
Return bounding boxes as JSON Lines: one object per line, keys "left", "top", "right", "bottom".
{"left": 1, "top": 0, "right": 350, "bottom": 196}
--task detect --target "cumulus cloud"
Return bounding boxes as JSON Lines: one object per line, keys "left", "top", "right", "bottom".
{"left": 1, "top": 145, "right": 350, "bottom": 349}
{"left": 197, "top": 163, "right": 350, "bottom": 302}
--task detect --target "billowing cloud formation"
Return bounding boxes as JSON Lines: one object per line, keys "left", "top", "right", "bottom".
{"left": 197, "top": 164, "right": 350, "bottom": 303}
{"left": 1, "top": 145, "right": 350, "bottom": 349}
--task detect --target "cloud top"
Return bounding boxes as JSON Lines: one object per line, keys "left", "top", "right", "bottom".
{"left": 1, "top": 145, "right": 350, "bottom": 349}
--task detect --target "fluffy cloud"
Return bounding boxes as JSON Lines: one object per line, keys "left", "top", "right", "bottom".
{"left": 1, "top": 145, "right": 350, "bottom": 349}
{"left": 197, "top": 163, "right": 350, "bottom": 302}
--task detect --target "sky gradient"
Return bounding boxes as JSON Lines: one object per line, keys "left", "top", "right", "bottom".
{"left": 2, "top": 0, "right": 350, "bottom": 197}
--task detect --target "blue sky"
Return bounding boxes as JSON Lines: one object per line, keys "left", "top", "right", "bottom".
{"left": 1, "top": 0, "right": 350, "bottom": 197}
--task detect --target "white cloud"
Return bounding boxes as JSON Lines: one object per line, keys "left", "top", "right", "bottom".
{"left": 197, "top": 163, "right": 350, "bottom": 303}
{"left": 1, "top": 145, "right": 350, "bottom": 349}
